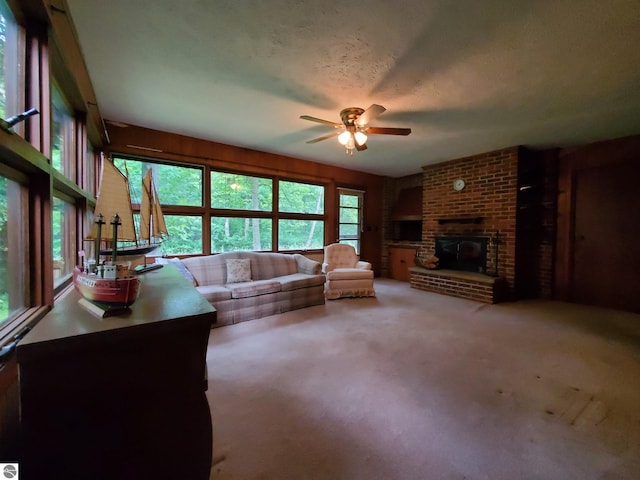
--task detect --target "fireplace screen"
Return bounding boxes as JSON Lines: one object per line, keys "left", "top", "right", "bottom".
{"left": 435, "top": 236, "right": 488, "bottom": 273}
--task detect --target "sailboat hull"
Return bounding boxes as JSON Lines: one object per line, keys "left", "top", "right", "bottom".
{"left": 99, "top": 244, "right": 161, "bottom": 257}
{"left": 73, "top": 267, "right": 141, "bottom": 307}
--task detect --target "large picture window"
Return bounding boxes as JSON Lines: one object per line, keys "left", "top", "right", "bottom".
{"left": 111, "top": 156, "right": 327, "bottom": 255}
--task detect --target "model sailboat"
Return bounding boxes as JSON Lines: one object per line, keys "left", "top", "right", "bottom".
{"left": 91, "top": 159, "right": 169, "bottom": 256}
{"left": 73, "top": 159, "right": 169, "bottom": 307}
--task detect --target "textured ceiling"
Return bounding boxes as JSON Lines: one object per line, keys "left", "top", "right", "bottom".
{"left": 65, "top": 0, "right": 640, "bottom": 177}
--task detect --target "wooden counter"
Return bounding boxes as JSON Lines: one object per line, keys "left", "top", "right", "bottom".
{"left": 17, "top": 265, "right": 216, "bottom": 480}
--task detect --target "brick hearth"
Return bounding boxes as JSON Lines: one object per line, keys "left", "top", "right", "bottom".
{"left": 409, "top": 267, "right": 508, "bottom": 304}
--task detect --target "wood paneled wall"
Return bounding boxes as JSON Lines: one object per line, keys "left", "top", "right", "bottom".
{"left": 556, "top": 134, "right": 640, "bottom": 312}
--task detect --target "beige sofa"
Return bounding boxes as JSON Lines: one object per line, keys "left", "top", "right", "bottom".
{"left": 179, "top": 251, "right": 325, "bottom": 327}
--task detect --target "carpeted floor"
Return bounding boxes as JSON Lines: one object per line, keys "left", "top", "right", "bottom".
{"left": 205, "top": 278, "right": 640, "bottom": 479}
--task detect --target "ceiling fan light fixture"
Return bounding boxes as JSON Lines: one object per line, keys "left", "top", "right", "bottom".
{"left": 301, "top": 104, "right": 410, "bottom": 155}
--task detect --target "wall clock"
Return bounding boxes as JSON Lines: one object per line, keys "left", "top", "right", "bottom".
{"left": 453, "top": 178, "right": 466, "bottom": 191}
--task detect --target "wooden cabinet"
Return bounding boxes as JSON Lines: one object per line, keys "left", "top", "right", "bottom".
{"left": 389, "top": 247, "right": 416, "bottom": 281}
{"left": 17, "top": 265, "right": 216, "bottom": 480}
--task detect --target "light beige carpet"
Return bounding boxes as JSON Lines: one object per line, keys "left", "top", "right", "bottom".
{"left": 206, "top": 279, "right": 640, "bottom": 479}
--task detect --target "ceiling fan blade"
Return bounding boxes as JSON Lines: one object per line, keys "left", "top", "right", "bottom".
{"left": 300, "top": 115, "right": 342, "bottom": 128}
{"left": 365, "top": 126, "right": 412, "bottom": 136}
{"left": 355, "top": 104, "right": 386, "bottom": 127}
{"left": 305, "top": 130, "right": 341, "bottom": 144}
{"left": 355, "top": 140, "right": 367, "bottom": 151}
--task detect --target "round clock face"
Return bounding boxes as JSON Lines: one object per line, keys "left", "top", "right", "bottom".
{"left": 453, "top": 179, "right": 465, "bottom": 191}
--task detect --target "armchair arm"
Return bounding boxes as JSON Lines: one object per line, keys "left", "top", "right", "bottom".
{"left": 356, "top": 261, "right": 372, "bottom": 270}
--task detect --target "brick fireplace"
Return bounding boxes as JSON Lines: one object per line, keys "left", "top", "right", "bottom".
{"left": 386, "top": 145, "right": 555, "bottom": 303}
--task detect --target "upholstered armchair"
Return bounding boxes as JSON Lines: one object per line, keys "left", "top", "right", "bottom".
{"left": 322, "top": 243, "right": 375, "bottom": 300}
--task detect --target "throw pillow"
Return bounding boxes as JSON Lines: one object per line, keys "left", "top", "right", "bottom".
{"left": 226, "top": 258, "right": 252, "bottom": 283}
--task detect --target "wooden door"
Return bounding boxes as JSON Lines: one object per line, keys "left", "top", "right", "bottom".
{"left": 572, "top": 162, "right": 640, "bottom": 313}
{"left": 389, "top": 247, "right": 416, "bottom": 281}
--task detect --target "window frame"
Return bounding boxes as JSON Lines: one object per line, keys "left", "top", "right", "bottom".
{"left": 337, "top": 188, "right": 364, "bottom": 255}
{"left": 50, "top": 82, "right": 76, "bottom": 179}
{"left": 113, "top": 156, "right": 329, "bottom": 255}
{"left": 0, "top": 164, "right": 29, "bottom": 331}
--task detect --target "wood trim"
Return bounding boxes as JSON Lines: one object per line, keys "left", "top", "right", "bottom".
{"left": 554, "top": 158, "right": 574, "bottom": 300}
{"left": 44, "top": 0, "right": 107, "bottom": 146}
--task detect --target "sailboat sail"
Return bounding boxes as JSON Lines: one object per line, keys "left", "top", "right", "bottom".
{"left": 140, "top": 169, "right": 168, "bottom": 242}
{"left": 88, "top": 160, "right": 136, "bottom": 241}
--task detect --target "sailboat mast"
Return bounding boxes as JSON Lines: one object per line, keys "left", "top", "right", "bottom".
{"left": 94, "top": 213, "right": 105, "bottom": 268}
{"left": 111, "top": 214, "right": 121, "bottom": 262}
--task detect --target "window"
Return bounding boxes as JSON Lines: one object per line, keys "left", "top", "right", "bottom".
{"left": 112, "top": 156, "right": 327, "bottom": 254}
{"left": 210, "top": 172, "right": 273, "bottom": 252}
{"left": 52, "top": 195, "right": 77, "bottom": 288}
{"left": 279, "top": 180, "right": 324, "bottom": 214}
{"left": 111, "top": 156, "right": 204, "bottom": 255}
{"left": 278, "top": 180, "right": 324, "bottom": 251}
{"left": 278, "top": 219, "right": 324, "bottom": 251}
{"left": 0, "top": 173, "right": 27, "bottom": 326}
{"left": 211, "top": 172, "right": 272, "bottom": 211}
{"left": 51, "top": 85, "right": 75, "bottom": 178}
{"left": 338, "top": 188, "right": 364, "bottom": 254}
{"left": 0, "top": 1, "right": 24, "bottom": 126}
{"left": 211, "top": 217, "right": 272, "bottom": 252}
{"left": 114, "top": 157, "right": 203, "bottom": 207}
{"left": 161, "top": 215, "right": 203, "bottom": 255}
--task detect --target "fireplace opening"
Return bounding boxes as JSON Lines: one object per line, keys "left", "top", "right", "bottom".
{"left": 435, "top": 236, "right": 488, "bottom": 273}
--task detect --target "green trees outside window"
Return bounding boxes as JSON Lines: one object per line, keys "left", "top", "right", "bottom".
{"left": 114, "top": 157, "right": 203, "bottom": 207}
{"left": 52, "top": 195, "right": 76, "bottom": 287}
{"left": 110, "top": 157, "right": 327, "bottom": 254}
{"left": 0, "top": 175, "right": 27, "bottom": 324}
{"left": 211, "top": 172, "right": 272, "bottom": 211}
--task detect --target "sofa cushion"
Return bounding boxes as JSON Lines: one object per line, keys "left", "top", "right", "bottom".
{"left": 277, "top": 273, "right": 326, "bottom": 292}
{"left": 226, "top": 258, "right": 252, "bottom": 283}
{"left": 181, "top": 255, "right": 226, "bottom": 286}
{"left": 195, "top": 284, "right": 232, "bottom": 303}
{"left": 227, "top": 279, "right": 281, "bottom": 299}
{"left": 247, "top": 252, "right": 297, "bottom": 280}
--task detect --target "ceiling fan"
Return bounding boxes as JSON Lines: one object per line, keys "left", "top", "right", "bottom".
{"left": 300, "top": 104, "right": 411, "bottom": 155}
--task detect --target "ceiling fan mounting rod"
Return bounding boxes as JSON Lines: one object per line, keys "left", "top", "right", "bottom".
{"left": 340, "top": 107, "right": 365, "bottom": 126}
